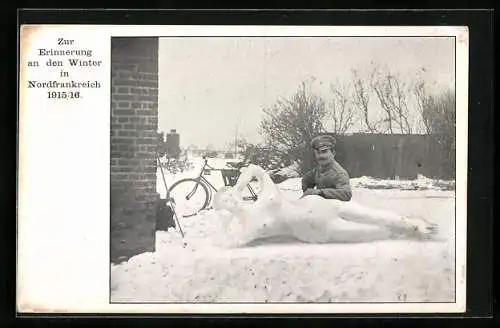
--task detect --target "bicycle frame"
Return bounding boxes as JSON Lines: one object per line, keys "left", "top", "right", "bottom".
{"left": 189, "top": 158, "right": 258, "bottom": 202}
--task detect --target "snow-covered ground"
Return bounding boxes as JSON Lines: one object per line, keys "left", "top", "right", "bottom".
{"left": 110, "top": 156, "right": 456, "bottom": 303}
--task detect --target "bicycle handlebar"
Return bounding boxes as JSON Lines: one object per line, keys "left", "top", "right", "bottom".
{"left": 199, "top": 155, "right": 246, "bottom": 172}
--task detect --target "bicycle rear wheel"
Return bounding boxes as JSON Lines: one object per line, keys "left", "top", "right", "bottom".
{"left": 168, "top": 178, "right": 210, "bottom": 218}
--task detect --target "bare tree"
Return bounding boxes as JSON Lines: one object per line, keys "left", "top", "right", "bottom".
{"left": 352, "top": 69, "right": 380, "bottom": 133}
{"left": 370, "top": 66, "right": 413, "bottom": 134}
{"left": 419, "top": 88, "right": 456, "bottom": 137}
{"left": 414, "top": 80, "right": 434, "bottom": 134}
{"left": 414, "top": 83, "right": 456, "bottom": 178}
{"left": 227, "top": 137, "right": 248, "bottom": 154}
{"left": 260, "top": 79, "right": 327, "bottom": 173}
{"left": 328, "top": 81, "right": 358, "bottom": 134}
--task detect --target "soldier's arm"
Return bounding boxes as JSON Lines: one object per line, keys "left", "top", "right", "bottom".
{"left": 318, "top": 172, "right": 352, "bottom": 201}
{"left": 301, "top": 170, "right": 316, "bottom": 192}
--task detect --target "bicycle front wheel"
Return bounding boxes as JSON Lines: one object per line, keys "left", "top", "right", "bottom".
{"left": 168, "top": 178, "right": 210, "bottom": 218}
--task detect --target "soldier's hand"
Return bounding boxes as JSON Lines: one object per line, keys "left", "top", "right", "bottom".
{"left": 301, "top": 188, "right": 321, "bottom": 198}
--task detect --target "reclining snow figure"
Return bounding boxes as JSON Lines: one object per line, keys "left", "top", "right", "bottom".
{"left": 211, "top": 164, "right": 438, "bottom": 248}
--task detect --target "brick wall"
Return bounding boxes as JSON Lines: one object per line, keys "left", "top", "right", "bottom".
{"left": 110, "top": 37, "right": 159, "bottom": 264}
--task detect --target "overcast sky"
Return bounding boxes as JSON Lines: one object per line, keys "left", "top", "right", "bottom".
{"left": 158, "top": 37, "right": 455, "bottom": 150}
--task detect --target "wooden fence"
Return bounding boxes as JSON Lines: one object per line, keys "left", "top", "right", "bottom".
{"left": 304, "top": 133, "right": 456, "bottom": 180}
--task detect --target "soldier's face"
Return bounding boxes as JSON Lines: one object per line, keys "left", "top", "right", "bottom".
{"left": 314, "top": 147, "right": 335, "bottom": 165}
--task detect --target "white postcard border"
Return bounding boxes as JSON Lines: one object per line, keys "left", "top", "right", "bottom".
{"left": 18, "top": 25, "right": 468, "bottom": 314}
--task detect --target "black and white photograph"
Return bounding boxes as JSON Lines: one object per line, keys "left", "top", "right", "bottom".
{"left": 108, "top": 32, "right": 462, "bottom": 305}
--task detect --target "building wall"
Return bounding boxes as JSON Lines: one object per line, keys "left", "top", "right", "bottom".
{"left": 110, "top": 37, "right": 159, "bottom": 263}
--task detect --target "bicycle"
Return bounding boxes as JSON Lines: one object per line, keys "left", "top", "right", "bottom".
{"left": 167, "top": 156, "right": 258, "bottom": 218}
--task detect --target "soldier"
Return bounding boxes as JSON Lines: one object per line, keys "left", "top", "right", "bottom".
{"left": 301, "top": 134, "right": 352, "bottom": 201}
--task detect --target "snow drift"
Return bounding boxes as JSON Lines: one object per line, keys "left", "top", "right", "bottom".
{"left": 110, "top": 157, "right": 455, "bottom": 303}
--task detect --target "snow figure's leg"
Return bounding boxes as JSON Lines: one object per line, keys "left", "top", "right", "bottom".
{"left": 337, "top": 201, "right": 438, "bottom": 235}
{"left": 211, "top": 165, "right": 285, "bottom": 247}
{"left": 277, "top": 196, "right": 395, "bottom": 243}
{"left": 211, "top": 188, "right": 254, "bottom": 248}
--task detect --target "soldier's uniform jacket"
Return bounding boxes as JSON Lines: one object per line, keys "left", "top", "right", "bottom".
{"left": 301, "top": 160, "right": 352, "bottom": 201}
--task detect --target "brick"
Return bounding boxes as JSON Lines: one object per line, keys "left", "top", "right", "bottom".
{"left": 117, "top": 101, "right": 131, "bottom": 109}
{"left": 112, "top": 152, "right": 134, "bottom": 160}
{"left": 135, "top": 152, "right": 155, "bottom": 158}
{"left": 113, "top": 94, "right": 135, "bottom": 101}
{"left": 113, "top": 79, "right": 138, "bottom": 86}
{"left": 125, "top": 172, "right": 143, "bottom": 179}
{"left": 117, "top": 152, "right": 136, "bottom": 160}
{"left": 118, "top": 130, "right": 138, "bottom": 137}
{"left": 116, "top": 87, "right": 130, "bottom": 94}
{"left": 133, "top": 184, "right": 152, "bottom": 192}
{"left": 142, "top": 146, "right": 158, "bottom": 154}
{"left": 147, "top": 117, "right": 158, "bottom": 125}
{"left": 140, "top": 63, "right": 158, "bottom": 74}
{"left": 137, "top": 109, "right": 154, "bottom": 116}
{"left": 111, "top": 63, "right": 137, "bottom": 71}
{"left": 114, "top": 167, "right": 136, "bottom": 173}
{"left": 130, "top": 117, "right": 146, "bottom": 124}
{"left": 112, "top": 172, "right": 132, "bottom": 181}
{"left": 141, "top": 131, "right": 158, "bottom": 138}
{"left": 132, "top": 102, "right": 149, "bottom": 109}
{"left": 111, "top": 123, "right": 122, "bottom": 130}
{"left": 119, "top": 159, "right": 141, "bottom": 166}
{"left": 136, "top": 138, "right": 156, "bottom": 145}
{"left": 130, "top": 180, "right": 153, "bottom": 188}
{"left": 117, "top": 144, "right": 135, "bottom": 152}
{"left": 134, "top": 194, "right": 148, "bottom": 202}
{"left": 140, "top": 81, "right": 158, "bottom": 88}
{"left": 145, "top": 161, "right": 157, "bottom": 168}
{"left": 131, "top": 87, "right": 148, "bottom": 94}
{"left": 138, "top": 95, "right": 157, "bottom": 102}
{"left": 118, "top": 117, "right": 130, "bottom": 123}
{"left": 114, "top": 109, "right": 135, "bottom": 116}
{"left": 139, "top": 145, "right": 158, "bottom": 152}
{"left": 138, "top": 72, "right": 158, "bottom": 81}
{"left": 112, "top": 138, "right": 135, "bottom": 145}
{"left": 118, "top": 71, "right": 139, "bottom": 79}
{"left": 144, "top": 172, "right": 157, "bottom": 180}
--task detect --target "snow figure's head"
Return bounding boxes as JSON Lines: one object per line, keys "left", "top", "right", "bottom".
{"left": 238, "top": 164, "right": 272, "bottom": 188}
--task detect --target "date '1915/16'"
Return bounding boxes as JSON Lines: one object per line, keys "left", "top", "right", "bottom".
{"left": 47, "top": 91, "right": 81, "bottom": 99}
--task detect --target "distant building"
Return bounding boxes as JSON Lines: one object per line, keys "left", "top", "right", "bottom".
{"left": 166, "top": 129, "right": 180, "bottom": 159}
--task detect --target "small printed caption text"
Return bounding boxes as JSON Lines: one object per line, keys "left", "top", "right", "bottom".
{"left": 26, "top": 38, "right": 103, "bottom": 100}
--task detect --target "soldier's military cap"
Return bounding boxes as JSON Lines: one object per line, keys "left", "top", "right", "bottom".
{"left": 311, "top": 134, "right": 336, "bottom": 151}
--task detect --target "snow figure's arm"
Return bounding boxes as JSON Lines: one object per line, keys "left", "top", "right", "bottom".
{"left": 301, "top": 170, "right": 316, "bottom": 192}
{"left": 318, "top": 173, "right": 352, "bottom": 201}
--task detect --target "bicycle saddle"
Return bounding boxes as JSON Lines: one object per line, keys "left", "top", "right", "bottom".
{"left": 226, "top": 161, "right": 245, "bottom": 169}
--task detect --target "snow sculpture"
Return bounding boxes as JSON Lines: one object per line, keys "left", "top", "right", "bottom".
{"left": 212, "top": 164, "right": 438, "bottom": 247}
